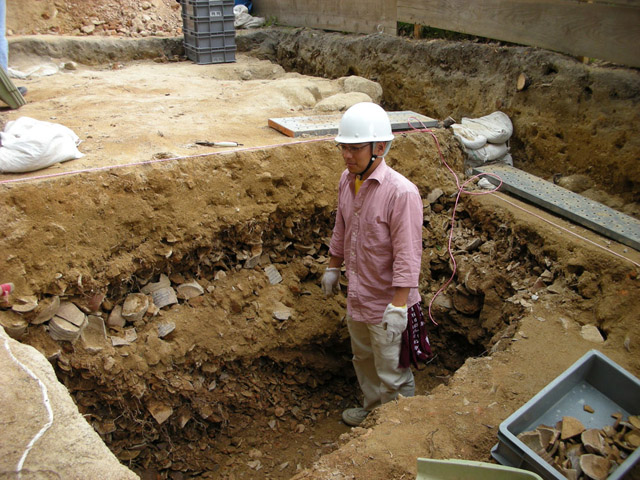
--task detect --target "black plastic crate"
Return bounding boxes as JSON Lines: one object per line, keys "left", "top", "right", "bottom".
{"left": 182, "top": 0, "right": 234, "bottom": 19}
{"left": 182, "top": 14, "right": 234, "bottom": 34}
{"left": 184, "top": 31, "right": 236, "bottom": 50}
{"left": 185, "top": 45, "right": 236, "bottom": 65}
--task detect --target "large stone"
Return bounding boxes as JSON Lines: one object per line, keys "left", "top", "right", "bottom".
{"left": 0, "top": 327, "right": 139, "bottom": 479}
{"left": 338, "top": 75, "right": 383, "bottom": 103}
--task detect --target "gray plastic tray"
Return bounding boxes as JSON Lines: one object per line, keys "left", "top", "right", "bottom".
{"left": 492, "top": 350, "right": 640, "bottom": 479}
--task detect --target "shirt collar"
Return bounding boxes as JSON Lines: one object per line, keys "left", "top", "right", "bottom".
{"left": 347, "top": 158, "right": 389, "bottom": 185}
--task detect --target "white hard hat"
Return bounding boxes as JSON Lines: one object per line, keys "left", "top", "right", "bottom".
{"left": 335, "top": 102, "right": 394, "bottom": 144}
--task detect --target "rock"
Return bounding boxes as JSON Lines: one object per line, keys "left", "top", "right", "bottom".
{"left": 81, "top": 24, "right": 95, "bottom": 34}
{"left": 0, "top": 328, "right": 139, "bottom": 479}
{"left": 556, "top": 174, "right": 595, "bottom": 193}
{"left": 338, "top": 76, "right": 383, "bottom": 103}
{"left": 426, "top": 188, "right": 444, "bottom": 204}
{"left": 313, "top": 92, "right": 372, "bottom": 112}
{"left": 580, "top": 325, "right": 604, "bottom": 343}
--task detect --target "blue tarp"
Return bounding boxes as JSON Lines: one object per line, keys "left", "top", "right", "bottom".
{"left": 234, "top": 0, "right": 252, "bottom": 13}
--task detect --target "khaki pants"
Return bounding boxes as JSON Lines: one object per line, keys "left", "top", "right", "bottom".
{"left": 347, "top": 316, "right": 415, "bottom": 410}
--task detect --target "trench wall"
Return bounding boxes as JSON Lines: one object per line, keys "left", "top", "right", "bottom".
{"left": 236, "top": 28, "right": 640, "bottom": 204}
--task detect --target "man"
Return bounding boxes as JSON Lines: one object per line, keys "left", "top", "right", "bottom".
{"left": 322, "top": 102, "right": 424, "bottom": 426}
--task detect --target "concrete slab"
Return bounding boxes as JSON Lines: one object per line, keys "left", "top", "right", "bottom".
{"left": 473, "top": 164, "right": 640, "bottom": 251}
{"left": 268, "top": 111, "right": 438, "bottom": 138}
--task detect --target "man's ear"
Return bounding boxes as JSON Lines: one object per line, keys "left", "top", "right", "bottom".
{"left": 374, "top": 142, "right": 387, "bottom": 156}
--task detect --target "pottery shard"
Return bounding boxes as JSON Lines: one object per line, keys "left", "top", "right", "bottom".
{"left": 31, "top": 295, "right": 60, "bottom": 324}
{"left": 151, "top": 287, "right": 178, "bottom": 309}
{"left": 49, "top": 316, "right": 83, "bottom": 342}
{"left": 121, "top": 293, "right": 149, "bottom": 322}
{"left": 147, "top": 400, "right": 173, "bottom": 425}
{"left": 517, "top": 430, "right": 544, "bottom": 452}
{"left": 176, "top": 281, "right": 204, "bottom": 300}
{"left": 107, "top": 304, "right": 126, "bottom": 328}
{"left": 580, "top": 453, "right": 610, "bottom": 480}
{"left": 561, "top": 416, "right": 586, "bottom": 440}
{"left": 582, "top": 429, "right": 606, "bottom": 456}
{"left": 81, "top": 315, "right": 108, "bottom": 353}
{"left": 264, "top": 264, "right": 282, "bottom": 285}
{"left": 56, "top": 301, "right": 87, "bottom": 327}
{"left": 141, "top": 274, "right": 171, "bottom": 294}
{"left": 273, "top": 302, "right": 292, "bottom": 321}
{"left": 11, "top": 295, "right": 38, "bottom": 313}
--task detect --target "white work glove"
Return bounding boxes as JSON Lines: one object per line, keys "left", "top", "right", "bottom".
{"left": 382, "top": 303, "right": 408, "bottom": 335}
{"left": 321, "top": 268, "right": 341, "bottom": 297}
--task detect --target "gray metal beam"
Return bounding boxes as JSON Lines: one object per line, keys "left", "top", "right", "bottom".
{"left": 268, "top": 111, "right": 438, "bottom": 138}
{"left": 473, "top": 164, "right": 640, "bottom": 251}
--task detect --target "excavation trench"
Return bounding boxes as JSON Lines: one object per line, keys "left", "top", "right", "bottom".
{"left": 7, "top": 134, "right": 557, "bottom": 479}
{"left": 3, "top": 31, "right": 640, "bottom": 480}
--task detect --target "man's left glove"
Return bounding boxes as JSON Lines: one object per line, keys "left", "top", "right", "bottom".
{"left": 321, "top": 268, "right": 341, "bottom": 297}
{"left": 382, "top": 303, "right": 408, "bottom": 335}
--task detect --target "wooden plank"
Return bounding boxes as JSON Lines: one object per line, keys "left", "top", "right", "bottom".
{"left": 397, "top": 0, "right": 640, "bottom": 68}
{"left": 254, "top": 0, "right": 397, "bottom": 35}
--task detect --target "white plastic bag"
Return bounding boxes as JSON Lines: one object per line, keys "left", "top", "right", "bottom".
{"left": 460, "top": 111, "right": 513, "bottom": 144}
{"left": 0, "top": 117, "right": 84, "bottom": 173}
{"left": 466, "top": 142, "right": 509, "bottom": 167}
{"left": 451, "top": 123, "right": 487, "bottom": 149}
{"left": 233, "top": 4, "right": 266, "bottom": 29}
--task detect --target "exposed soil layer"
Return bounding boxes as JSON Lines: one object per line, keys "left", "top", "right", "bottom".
{"left": 1, "top": 2, "right": 640, "bottom": 480}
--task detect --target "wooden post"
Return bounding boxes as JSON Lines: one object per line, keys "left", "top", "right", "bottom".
{"left": 413, "top": 24, "right": 421, "bottom": 38}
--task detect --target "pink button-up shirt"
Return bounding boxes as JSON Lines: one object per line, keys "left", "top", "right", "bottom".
{"left": 329, "top": 160, "right": 423, "bottom": 324}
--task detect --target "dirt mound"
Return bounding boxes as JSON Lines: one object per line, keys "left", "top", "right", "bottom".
{"left": 7, "top": 0, "right": 183, "bottom": 37}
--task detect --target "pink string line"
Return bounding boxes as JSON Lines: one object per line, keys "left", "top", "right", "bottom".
{"left": 0, "top": 137, "right": 330, "bottom": 185}
{"left": 406, "top": 118, "right": 640, "bottom": 327}
{"left": 494, "top": 194, "right": 640, "bottom": 269}
{"left": 406, "top": 118, "right": 503, "bottom": 326}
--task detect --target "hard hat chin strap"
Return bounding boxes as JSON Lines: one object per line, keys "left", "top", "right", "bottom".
{"left": 357, "top": 155, "right": 377, "bottom": 179}
{"left": 356, "top": 142, "right": 379, "bottom": 180}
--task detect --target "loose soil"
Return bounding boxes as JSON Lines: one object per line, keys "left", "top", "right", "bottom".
{"left": 1, "top": 2, "right": 639, "bottom": 480}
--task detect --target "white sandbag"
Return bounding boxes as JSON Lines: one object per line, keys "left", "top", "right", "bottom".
{"left": 451, "top": 123, "right": 487, "bottom": 149}
{"left": 0, "top": 117, "right": 84, "bottom": 173}
{"left": 234, "top": 5, "right": 266, "bottom": 29}
{"left": 460, "top": 111, "right": 513, "bottom": 144}
{"left": 466, "top": 142, "right": 509, "bottom": 167}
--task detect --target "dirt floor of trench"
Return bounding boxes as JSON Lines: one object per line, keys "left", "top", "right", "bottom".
{"left": 1, "top": 3, "right": 640, "bottom": 480}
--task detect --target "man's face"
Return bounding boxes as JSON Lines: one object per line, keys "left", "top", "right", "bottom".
{"left": 338, "top": 142, "right": 373, "bottom": 175}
